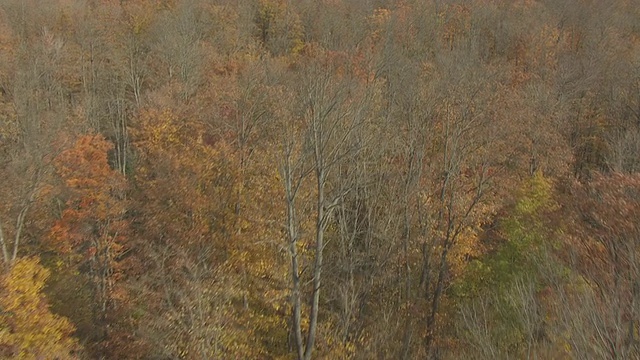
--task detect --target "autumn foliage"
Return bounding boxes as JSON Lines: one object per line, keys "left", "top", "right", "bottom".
{"left": 0, "top": 257, "right": 80, "bottom": 359}
{"left": 1, "top": 0, "right": 640, "bottom": 359}
{"left": 50, "top": 135, "right": 128, "bottom": 258}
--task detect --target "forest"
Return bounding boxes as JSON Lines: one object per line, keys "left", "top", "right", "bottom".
{"left": 0, "top": 0, "right": 639, "bottom": 358}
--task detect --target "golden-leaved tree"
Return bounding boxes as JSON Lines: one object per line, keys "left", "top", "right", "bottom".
{"left": 130, "top": 106, "right": 281, "bottom": 358}
{"left": 129, "top": 54, "right": 292, "bottom": 356}
{"left": 0, "top": 257, "right": 81, "bottom": 359}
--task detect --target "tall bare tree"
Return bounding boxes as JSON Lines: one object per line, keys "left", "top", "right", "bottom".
{"left": 281, "top": 60, "right": 373, "bottom": 359}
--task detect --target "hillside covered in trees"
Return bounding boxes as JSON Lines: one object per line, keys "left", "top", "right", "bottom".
{"left": 1, "top": 0, "right": 640, "bottom": 358}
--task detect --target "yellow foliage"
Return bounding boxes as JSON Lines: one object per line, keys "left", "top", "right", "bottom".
{"left": 255, "top": 0, "right": 304, "bottom": 56}
{"left": 0, "top": 257, "right": 81, "bottom": 359}
{"left": 368, "top": 8, "right": 392, "bottom": 43}
{"left": 515, "top": 170, "right": 554, "bottom": 216}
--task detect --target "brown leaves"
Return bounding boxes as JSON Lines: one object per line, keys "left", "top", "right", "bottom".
{"left": 132, "top": 107, "right": 238, "bottom": 250}
{"left": 545, "top": 172, "right": 640, "bottom": 358}
{"left": 562, "top": 173, "right": 640, "bottom": 278}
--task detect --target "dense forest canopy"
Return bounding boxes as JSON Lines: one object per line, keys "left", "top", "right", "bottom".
{"left": 0, "top": 0, "right": 639, "bottom": 358}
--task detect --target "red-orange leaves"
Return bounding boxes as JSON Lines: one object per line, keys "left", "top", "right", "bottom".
{"left": 50, "top": 134, "right": 128, "bottom": 256}
{"left": 48, "top": 134, "right": 130, "bottom": 355}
